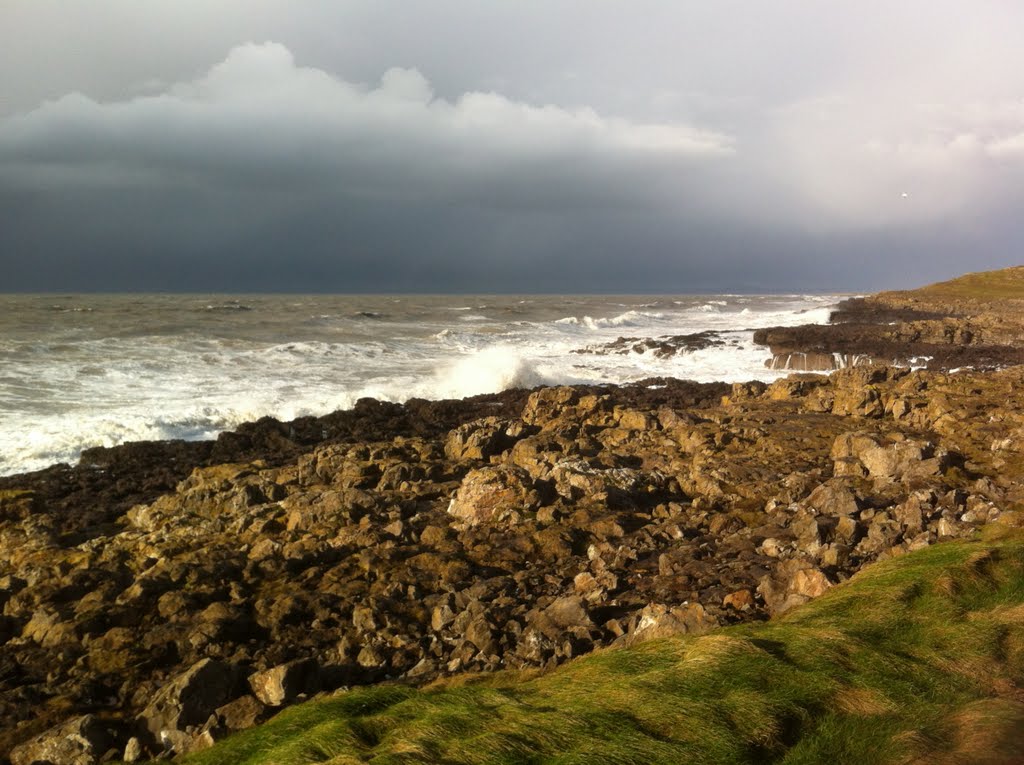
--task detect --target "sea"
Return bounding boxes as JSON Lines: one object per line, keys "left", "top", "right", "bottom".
{"left": 0, "top": 293, "right": 838, "bottom": 477}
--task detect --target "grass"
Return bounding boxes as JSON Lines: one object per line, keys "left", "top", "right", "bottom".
{"left": 173, "top": 531, "right": 1024, "bottom": 765}
{"left": 908, "top": 265, "right": 1024, "bottom": 301}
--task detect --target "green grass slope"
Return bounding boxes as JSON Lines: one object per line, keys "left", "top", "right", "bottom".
{"left": 177, "top": 531, "right": 1024, "bottom": 765}
{"left": 904, "top": 265, "right": 1024, "bottom": 301}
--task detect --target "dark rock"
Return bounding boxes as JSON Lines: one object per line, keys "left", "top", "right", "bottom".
{"left": 216, "top": 695, "right": 271, "bottom": 732}
{"left": 138, "top": 659, "right": 239, "bottom": 743}
{"left": 9, "top": 715, "right": 112, "bottom": 765}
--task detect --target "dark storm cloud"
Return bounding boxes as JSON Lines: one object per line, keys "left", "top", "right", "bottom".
{"left": 0, "top": 42, "right": 730, "bottom": 202}
{"left": 1, "top": 1, "right": 1023, "bottom": 292}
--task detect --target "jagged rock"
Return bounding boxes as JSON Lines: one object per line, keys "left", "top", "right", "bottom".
{"left": 723, "top": 590, "right": 755, "bottom": 611}
{"left": 445, "top": 417, "right": 524, "bottom": 461}
{"left": 892, "top": 491, "right": 935, "bottom": 535}
{"left": 549, "top": 459, "right": 656, "bottom": 504}
{"left": 758, "top": 559, "right": 833, "bottom": 616}
{"left": 831, "top": 432, "right": 880, "bottom": 477}
{"left": 462, "top": 611, "right": 498, "bottom": 656}
{"left": 139, "top": 659, "right": 239, "bottom": 743}
{"left": 831, "top": 432, "right": 949, "bottom": 482}
{"left": 447, "top": 465, "right": 538, "bottom": 525}
{"left": 249, "top": 658, "right": 320, "bottom": 707}
{"left": 4, "top": 335, "right": 1024, "bottom": 759}
{"left": 764, "top": 374, "right": 829, "bottom": 401}
{"left": 123, "top": 737, "right": 143, "bottom": 763}
{"left": 216, "top": 695, "right": 270, "bottom": 732}
{"left": 21, "top": 608, "right": 75, "bottom": 648}
{"left": 804, "top": 480, "right": 860, "bottom": 517}
{"left": 623, "top": 603, "right": 718, "bottom": 646}
{"left": 572, "top": 332, "right": 723, "bottom": 359}
{"left": 9, "top": 715, "right": 111, "bottom": 765}
{"left": 357, "top": 645, "right": 386, "bottom": 669}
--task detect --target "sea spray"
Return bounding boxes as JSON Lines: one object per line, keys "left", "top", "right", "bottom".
{"left": 0, "top": 293, "right": 839, "bottom": 475}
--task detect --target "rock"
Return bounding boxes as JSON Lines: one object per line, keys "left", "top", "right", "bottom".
{"left": 216, "top": 695, "right": 270, "bottom": 732}
{"left": 624, "top": 603, "right": 717, "bottom": 646}
{"left": 832, "top": 381, "right": 884, "bottom": 418}
{"left": 123, "top": 737, "right": 143, "bottom": 763}
{"left": 249, "top": 657, "right": 320, "bottom": 707}
{"left": 21, "top": 608, "right": 75, "bottom": 648}
{"left": 859, "top": 439, "right": 942, "bottom": 481}
{"left": 447, "top": 466, "right": 538, "bottom": 525}
{"left": 431, "top": 603, "right": 456, "bottom": 631}
{"left": 9, "top": 715, "right": 112, "bottom": 765}
{"left": 544, "top": 596, "right": 591, "bottom": 630}
{"left": 445, "top": 418, "right": 521, "bottom": 461}
{"left": 830, "top": 431, "right": 883, "bottom": 463}
{"left": 463, "top": 612, "right": 497, "bottom": 656}
{"left": 804, "top": 480, "right": 860, "bottom": 517}
{"left": 572, "top": 332, "right": 724, "bottom": 359}
{"left": 763, "top": 374, "right": 829, "bottom": 401}
{"left": 3, "top": 319, "right": 1024, "bottom": 758}
{"left": 758, "top": 559, "right": 833, "bottom": 616}
{"left": 139, "top": 658, "right": 239, "bottom": 742}
{"left": 723, "top": 590, "right": 755, "bottom": 611}
{"left": 832, "top": 432, "right": 948, "bottom": 482}
{"left": 521, "top": 387, "right": 581, "bottom": 428}
{"left": 525, "top": 596, "right": 594, "bottom": 643}
{"left": 357, "top": 645, "right": 386, "bottom": 669}
{"left": 549, "top": 459, "right": 656, "bottom": 505}
{"left": 893, "top": 492, "right": 934, "bottom": 535}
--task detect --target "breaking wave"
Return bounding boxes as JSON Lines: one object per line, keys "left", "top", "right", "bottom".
{"left": 0, "top": 293, "right": 839, "bottom": 476}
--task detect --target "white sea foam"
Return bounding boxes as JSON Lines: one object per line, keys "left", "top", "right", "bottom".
{"left": 0, "top": 293, "right": 839, "bottom": 476}
{"left": 555, "top": 310, "right": 665, "bottom": 330}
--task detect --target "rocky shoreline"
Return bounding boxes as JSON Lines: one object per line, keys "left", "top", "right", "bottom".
{"left": 3, "top": 269, "right": 1024, "bottom": 764}
{"left": 756, "top": 267, "right": 1024, "bottom": 371}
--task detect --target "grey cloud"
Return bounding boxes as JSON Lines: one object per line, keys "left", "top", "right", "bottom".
{"left": 2, "top": 2, "right": 1024, "bottom": 293}
{"left": 0, "top": 42, "right": 731, "bottom": 210}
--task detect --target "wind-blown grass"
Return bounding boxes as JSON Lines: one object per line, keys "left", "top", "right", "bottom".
{"left": 909, "top": 265, "right": 1024, "bottom": 300}
{"left": 177, "top": 530, "right": 1024, "bottom": 765}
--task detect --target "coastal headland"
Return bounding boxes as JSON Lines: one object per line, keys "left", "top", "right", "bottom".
{"left": 3, "top": 268, "right": 1024, "bottom": 764}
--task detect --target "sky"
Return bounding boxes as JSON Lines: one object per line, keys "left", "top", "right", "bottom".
{"left": 1, "top": 1, "right": 1023, "bottom": 293}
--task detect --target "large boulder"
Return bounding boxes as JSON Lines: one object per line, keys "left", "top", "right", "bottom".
{"left": 9, "top": 715, "right": 112, "bottom": 765}
{"left": 622, "top": 603, "right": 718, "bottom": 646}
{"left": 758, "top": 559, "right": 833, "bottom": 616}
{"left": 521, "top": 387, "right": 581, "bottom": 427}
{"left": 803, "top": 480, "right": 860, "bottom": 517}
{"left": 831, "top": 432, "right": 950, "bottom": 482}
{"left": 859, "top": 440, "right": 943, "bottom": 481}
{"left": 215, "top": 695, "right": 271, "bottom": 732}
{"left": 548, "top": 459, "right": 658, "bottom": 504}
{"left": 249, "top": 658, "right": 321, "bottom": 707}
{"left": 138, "top": 659, "right": 239, "bottom": 748}
{"left": 521, "top": 388, "right": 614, "bottom": 430}
{"left": 444, "top": 417, "right": 526, "bottom": 461}
{"left": 447, "top": 466, "right": 539, "bottom": 525}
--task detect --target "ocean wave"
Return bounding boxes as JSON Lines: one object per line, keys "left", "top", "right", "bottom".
{"left": 256, "top": 341, "right": 385, "bottom": 360}
{"left": 48, "top": 305, "right": 95, "bottom": 313}
{"left": 555, "top": 310, "right": 665, "bottom": 330}
{"left": 0, "top": 293, "right": 841, "bottom": 477}
{"left": 424, "top": 346, "right": 552, "bottom": 398}
{"left": 202, "top": 303, "right": 253, "bottom": 312}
